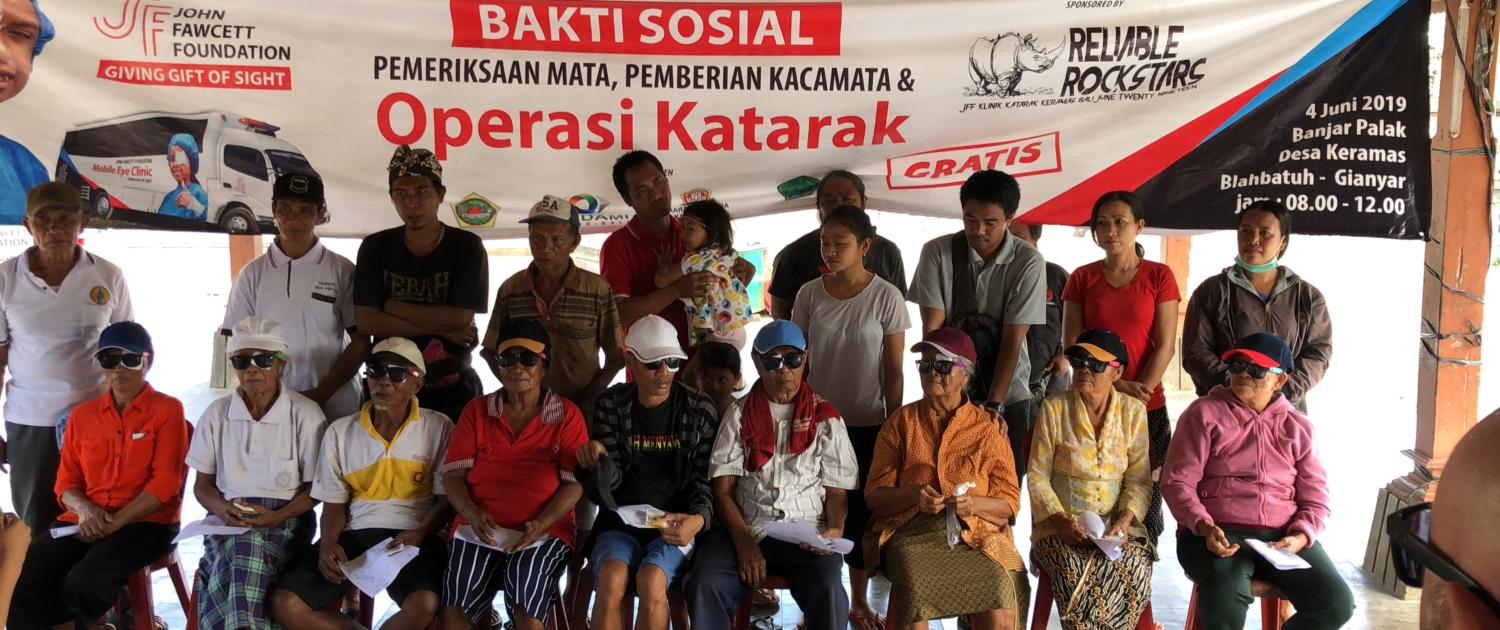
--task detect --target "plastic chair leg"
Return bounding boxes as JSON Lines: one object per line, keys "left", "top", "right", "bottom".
{"left": 1185, "top": 586, "right": 1201, "bottom": 630}
{"left": 1030, "top": 572, "right": 1053, "bottom": 630}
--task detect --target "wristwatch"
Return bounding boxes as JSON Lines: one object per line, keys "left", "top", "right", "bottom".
{"left": 981, "top": 400, "right": 1004, "bottom": 413}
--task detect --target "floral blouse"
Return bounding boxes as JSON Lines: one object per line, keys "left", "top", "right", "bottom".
{"left": 1027, "top": 389, "right": 1151, "bottom": 542}
{"left": 680, "top": 247, "right": 751, "bottom": 346}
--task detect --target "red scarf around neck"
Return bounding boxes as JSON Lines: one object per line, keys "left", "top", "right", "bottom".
{"left": 741, "top": 380, "right": 840, "bottom": 472}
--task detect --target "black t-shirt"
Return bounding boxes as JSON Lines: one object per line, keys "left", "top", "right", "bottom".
{"left": 1025, "top": 261, "right": 1071, "bottom": 382}
{"left": 616, "top": 402, "right": 686, "bottom": 513}
{"left": 768, "top": 227, "right": 908, "bottom": 306}
{"left": 353, "top": 225, "right": 490, "bottom": 362}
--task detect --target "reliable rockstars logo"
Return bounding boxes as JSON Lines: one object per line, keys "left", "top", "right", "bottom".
{"left": 966, "top": 32, "right": 1063, "bottom": 98}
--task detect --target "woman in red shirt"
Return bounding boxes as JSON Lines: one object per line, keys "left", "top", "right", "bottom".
{"left": 440, "top": 319, "right": 589, "bottom": 630}
{"left": 9, "top": 322, "right": 191, "bottom": 630}
{"left": 1059, "top": 191, "right": 1180, "bottom": 547}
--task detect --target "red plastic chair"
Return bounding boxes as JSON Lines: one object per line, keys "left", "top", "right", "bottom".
{"left": 1185, "top": 580, "right": 1288, "bottom": 630}
{"left": 121, "top": 550, "right": 193, "bottom": 630}
{"left": 1030, "top": 569, "right": 1155, "bottom": 630}
{"left": 731, "top": 575, "right": 790, "bottom": 630}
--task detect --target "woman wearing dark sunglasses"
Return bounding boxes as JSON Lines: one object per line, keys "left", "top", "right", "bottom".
{"left": 1388, "top": 410, "right": 1500, "bottom": 629}
{"left": 1161, "top": 333, "right": 1353, "bottom": 630}
{"left": 185, "top": 316, "right": 328, "bottom": 630}
{"left": 440, "top": 319, "right": 589, "bottom": 630}
{"left": 1027, "top": 329, "right": 1154, "bottom": 629}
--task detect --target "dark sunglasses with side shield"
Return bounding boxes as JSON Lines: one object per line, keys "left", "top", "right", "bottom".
{"left": 756, "top": 352, "right": 805, "bottom": 372}
{"left": 497, "top": 350, "right": 546, "bottom": 369}
{"left": 97, "top": 353, "right": 147, "bottom": 370}
{"left": 1066, "top": 352, "right": 1120, "bottom": 374}
{"left": 915, "top": 359, "right": 963, "bottom": 375}
{"left": 229, "top": 352, "right": 278, "bottom": 371}
{"left": 365, "top": 363, "right": 420, "bottom": 383}
{"left": 1387, "top": 502, "right": 1500, "bottom": 617}
{"left": 640, "top": 357, "right": 684, "bottom": 373}
{"left": 1227, "top": 360, "right": 1284, "bottom": 380}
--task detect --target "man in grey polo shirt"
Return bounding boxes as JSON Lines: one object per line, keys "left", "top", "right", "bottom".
{"left": 907, "top": 169, "right": 1045, "bottom": 483}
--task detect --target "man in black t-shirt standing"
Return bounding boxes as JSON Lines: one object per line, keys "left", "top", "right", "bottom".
{"left": 767, "top": 170, "right": 907, "bottom": 319}
{"left": 1008, "top": 222, "right": 1072, "bottom": 397}
{"left": 352, "top": 144, "right": 489, "bottom": 422}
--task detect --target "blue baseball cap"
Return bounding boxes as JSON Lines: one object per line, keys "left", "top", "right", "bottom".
{"left": 1222, "top": 332, "right": 1293, "bottom": 373}
{"left": 97, "top": 322, "right": 153, "bottom": 355}
{"left": 753, "top": 320, "right": 806, "bottom": 354}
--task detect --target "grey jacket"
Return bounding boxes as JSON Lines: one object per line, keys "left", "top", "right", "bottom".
{"left": 1181, "top": 265, "right": 1332, "bottom": 408}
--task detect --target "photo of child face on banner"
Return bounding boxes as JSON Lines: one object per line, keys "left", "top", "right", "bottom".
{"left": 0, "top": 0, "right": 55, "bottom": 224}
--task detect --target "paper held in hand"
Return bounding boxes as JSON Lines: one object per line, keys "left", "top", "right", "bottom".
{"left": 764, "top": 520, "right": 854, "bottom": 554}
{"left": 452, "top": 523, "right": 549, "bottom": 551}
{"left": 616, "top": 504, "right": 693, "bottom": 554}
{"left": 1245, "top": 538, "right": 1312, "bottom": 570}
{"left": 338, "top": 538, "right": 422, "bottom": 596}
{"left": 173, "top": 516, "right": 252, "bottom": 543}
{"left": 49, "top": 525, "right": 80, "bottom": 539}
{"left": 1076, "top": 511, "right": 1126, "bottom": 561}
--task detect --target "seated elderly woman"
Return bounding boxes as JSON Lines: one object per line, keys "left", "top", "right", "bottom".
{"left": 865, "top": 328, "right": 1029, "bottom": 630}
{"left": 9, "top": 322, "right": 191, "bottom": 630}
{"left": 187, "top": 316, "right": 328, "bottom": 630}
{"left": 1028, "top": 328, "right": 1153, "bottom": 629}
{"left": 440, "top": 319, "right": 588, "bottom": 630}
{"left": 1162, "top": 332, "right": 1353, "bottom": 630}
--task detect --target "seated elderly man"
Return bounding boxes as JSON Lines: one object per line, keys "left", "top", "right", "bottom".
{"left": 189, "top": 316, "right": 328, "bottom": 630}
{"left": 865, "top": 328, "right": 1029, "bottom": 630}
{"left": 10, "top": 322, "right": 191, "bottom": 630}
{"left": 441, "top": 319, "right": 589, "bottom": 630}
{"left": 1028, "top": 328, "right": 1153, "bottom": 629}
{"left": 576, "top": 314, "right": 720, "bottom": 630}
{"left": 271, "top": 338, "right": 455, "bottom": 630}
{"left": 686, "top": 321, "right": 858, "bottom": 630}
{"left": 1163, "top": 332, "right": 1353, "bottom": 630}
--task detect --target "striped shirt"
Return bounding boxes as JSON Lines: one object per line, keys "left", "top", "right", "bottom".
{"left": 313, "top": 400, "right": 452, "bottom": 531}
{"left": 709, "top": 397, "right": 859, "bottom": 541}
{"left": 483, "top": 262, "right": 623, "bottom": 403}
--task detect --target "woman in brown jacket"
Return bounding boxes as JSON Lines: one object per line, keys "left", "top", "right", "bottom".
{"left": 1181, "top": 200, "right": 1333, "bottom": 412}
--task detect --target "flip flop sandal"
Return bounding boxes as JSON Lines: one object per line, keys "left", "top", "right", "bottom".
{"left": 849, "top": 612, "right": 887, "bottom": 630}
{"left": 751, "top": 589, "right": 780, "bottom": 605}
{"left": 751, "top": 615, "right": 779, "bottom": 630}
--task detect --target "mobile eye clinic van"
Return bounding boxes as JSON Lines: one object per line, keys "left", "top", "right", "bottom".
{"left": 54, "top": 110, "right": 322, "bottom": 234}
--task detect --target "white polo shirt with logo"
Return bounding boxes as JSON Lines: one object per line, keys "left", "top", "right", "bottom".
{"left": 223, "top": 239, "right": 362, "bottom": 420}
{"left": 312, "top": 400, "right": 451, "bottom": 531}
{"left": 186, "top": 389, "right": 328, "bottom": 501}
{"left": 0, "top": 248, "right": 133, "bottom": 427}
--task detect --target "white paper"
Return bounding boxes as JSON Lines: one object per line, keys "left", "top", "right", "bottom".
{"left": 947, "top": 482, "right": 977, "bottom": 548}
{"left": 452, "top": 524, "right": 550, "bottom": 551}
{"left": 173, "top": 516, "right": 252, "bottom": 543}
{"left": 764, "top": 520, "right": 854, "bottom": 554}
{"left": 1245, "top": 538, "right": 1312, "bottom": 570}
{"left": 50, "top": 525, "right": 80, "bottom": 539}
{"left": 1076, "top": 512, "right": 1126, "bottom": 561}
{"left": 338, "top": 538, "right": 422, "bottom": 595}
{"left": 615, "top": 505, "right": 694, "bottom": 554}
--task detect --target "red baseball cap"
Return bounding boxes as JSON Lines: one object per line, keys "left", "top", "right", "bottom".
{"left": 911, "top": 327, "right": 978, "bottom": 366}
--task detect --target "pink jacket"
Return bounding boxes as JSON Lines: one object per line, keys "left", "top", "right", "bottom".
{"left": 1161, "top": 386, "right": 1331, "bottom": 544}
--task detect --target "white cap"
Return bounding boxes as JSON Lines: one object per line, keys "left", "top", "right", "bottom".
{"left": 226, "top": 316, "right": 288, "bottom": 355}
{"left": 371, "top": 337, "right": 426, "bottom": 376}
{"left": 520, "top": 194, "right": 579, "bottom": 228}
{"left": 624, "top": 315, "right": 687, "bottom": 363}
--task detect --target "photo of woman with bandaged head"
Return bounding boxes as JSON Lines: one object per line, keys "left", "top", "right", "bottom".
{"left": 0, "top": 0, "right": 56, "bottom": 224}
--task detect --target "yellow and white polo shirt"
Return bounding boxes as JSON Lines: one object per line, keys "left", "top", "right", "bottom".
{"left": 312, "top": 399, "right": 452, "bottom": 531}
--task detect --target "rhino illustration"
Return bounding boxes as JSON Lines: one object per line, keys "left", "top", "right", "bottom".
{"left": 969, "top": 32, "right": 1063, "bottom": 97}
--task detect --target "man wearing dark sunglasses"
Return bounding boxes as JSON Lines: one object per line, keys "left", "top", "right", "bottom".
{"left": 1389, "top": 410, "right": 1500, "bottom": 629}
{"left": 576, "top": 314, "right": 720, "bottom": 630}
{"left": 271, "top": 337, "right": 454, "bottom": 630}
{"left": 688, "top": 320, "right": 858, "bottom": 630}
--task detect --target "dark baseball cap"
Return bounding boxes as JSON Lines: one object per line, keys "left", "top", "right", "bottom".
{"left": 1067, "top": 328, "right": 1129, "bottom": 367}
{"left": 1222, "top": 332, "right": 1294, "bottom": 372}
{"left": 272, "top": 173, "right": 325, "bottom": 206}
{"left": 26, "top": 182, "right": 82, "bottom": 217}
{"left": 494, "top": 318, "right": 552, "bottom": 358}
{"left": 97, "top": 321, "right": 154, "bottom": 355}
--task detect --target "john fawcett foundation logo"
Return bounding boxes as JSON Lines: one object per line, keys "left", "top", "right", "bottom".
{"left": 92, "top": 0, "right": 293, "bottom": 90}
{"left": 452, "top": 193, "right": 498, "bottom": 228}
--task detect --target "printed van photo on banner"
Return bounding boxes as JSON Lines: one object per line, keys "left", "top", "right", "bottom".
{"left": 0, "top": 0, "right": 1429, "bottom": 240}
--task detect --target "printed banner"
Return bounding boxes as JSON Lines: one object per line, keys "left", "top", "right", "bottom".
{"left": 0, "top": 0, "right": 1429, "bottom": 239}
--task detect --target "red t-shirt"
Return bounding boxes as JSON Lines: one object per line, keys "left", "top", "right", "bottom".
{"left": 444, "top": 391, "right": 590, "bottom": 547}
{"left": 599, "top": 216, "right": 688, "bottom": 346}
{"left": 1061, "top": 260, "right": 1181, "bottom": 410}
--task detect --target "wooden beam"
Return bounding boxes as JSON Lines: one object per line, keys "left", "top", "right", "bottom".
{"left": 1161, "top": 236, "right": 1192, "bottom": 390}
{"left": 228, "top": 234, "right": 263, "bottom": 280}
